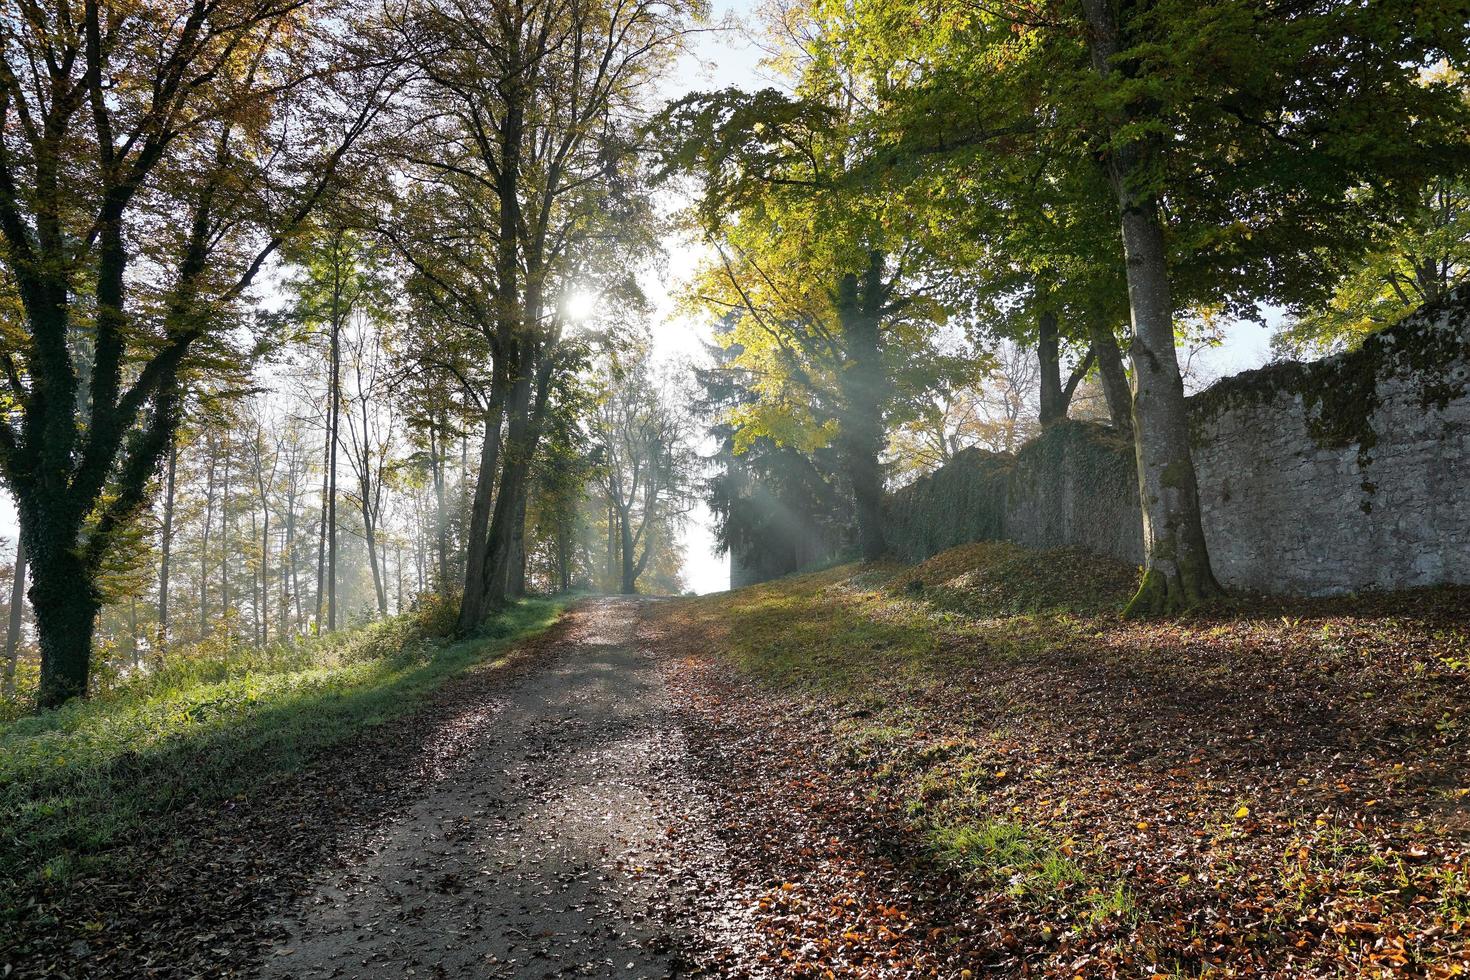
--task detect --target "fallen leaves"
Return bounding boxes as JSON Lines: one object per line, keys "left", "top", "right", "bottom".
{"left": 650, "top": 550, "right": 1470, "bottom": 977}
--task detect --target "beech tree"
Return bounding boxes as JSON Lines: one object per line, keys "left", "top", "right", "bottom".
{"left": 0, "top": 0, "right": 406, "bottom": 706}
{"left": 827, "top": 0, "right": 1470, "bottom": 613}
{"left": 392, "top": 0, "right": 691, "bottom": 628}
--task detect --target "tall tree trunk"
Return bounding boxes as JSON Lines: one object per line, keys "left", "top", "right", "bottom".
{"left": 326, "top": 313, "right": 341, "bottom": 631}
{"left": 313, "top": 424, "right": 329, "bottom": 631}
{"left": 201, "top": 434, "right": 216, "bottom": 636}
{"left": 363, "top": 503, "right": 387, "bottom": 617}
{"left": 619, "top": 505, "right": 637, "bottom": 594}
{"left": 507, "top": 362, "right": 554, "bottom": 601}
{"left": 29, "top": 519, "right": 98, "bottom": 709}
{"left": 508, "top": 487, "right": 528, "bottom": 598}
{"left": 1090, "top": 319, "right": 1134, "bottom": 437}
{"left": 395, "top": 542, "right": 404, "bottom": 614}
{"left": 1081, "top": 0, "right": 1222, "bottom": 616}
{"left": 606, "top": 496, "right": 617, "bottom": 589}
{"left": 259, "top": 497, "right": 270, "bottom": 646}
{"left": 467, "top": 65, "right": 529, "bottom": 625}
{"left": 285, "top": 482, "right": 300, "bottom": 634}
{"left": 482, "top": 339, "right": 556, "bottom": 610}
{"left": 3, "top": 534, "right": 26, "bottom": 696}
{"left": 459, "top": 429, "right": 469, "bottom": 583}
{"left": 358, "top": 395, "right": 388, "bottom": 617}
{"left": 249, "top": 508, "right": 261, "bottom": 646}
{"left": 221, "top": 437, "right": 232, "bottom": 631}
{"left": 431, "top": 415, "right": 449, "bottom": 593}
{"left": 556, "top": 517, "right": 570, "bottom": 594}
{"left": 481, "top": 359, "right": 535, "bottom": 611}
{"left": 834, "top": 254, "right": 888, "bottom": 562}
{"left": 157, "top": 434, "right": 177, "bottom": 645}
{"left": 457, "top": 368, "right": 507, "bottom": 631}
{"left": 1038, "top": 307, "right": 1066, "bottom": 425}
{"left": 128, "top": 595, "right": 140, "bottom": 668}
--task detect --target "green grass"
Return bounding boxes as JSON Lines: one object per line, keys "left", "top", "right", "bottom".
{"left": 0, "top": 596, "right": 564, "bottom": 916}
{"left": 929, "top": 818, "right": 1085, "bottom": 896}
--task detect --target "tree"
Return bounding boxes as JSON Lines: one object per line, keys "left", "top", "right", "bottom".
{"left": 282, "top": 226, "right": 390, "bottom": 631}
{"left": 342, "top": 301, "right": 399, "bottom": 617}
{"left": 2, "top": 534, "right": 25, "bottom": 695}
{"left": 386, "top": 0, "right": 692, "bottom": 627}
{"left": 696, "top": 332, "right": 852, "bottom": 583}
{"left": 0, "top": 0, "right": 405, "bottom": 706}
{"left": 659, "top": 75, "right": 962, "bottom": 561}
{"left": 1275, "top": 176, "right": 1470, "bottom": 357}
{"left": 829, "top": 0, "right": 1470, "bottom": 613}
{"left": 591, "top": 346, "right": 696, "bottom": 594}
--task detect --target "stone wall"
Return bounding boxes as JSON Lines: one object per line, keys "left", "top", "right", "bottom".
{"left": 886, "top": 291, "right": 1470, "bottom": 596}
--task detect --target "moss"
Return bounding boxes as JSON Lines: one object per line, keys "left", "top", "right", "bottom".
{"left": 1188, "top": 294, "right": 1469, "bottom": 495}
{"left": 1160, "top": 459, "right": 1192, "bottom": 489}
{"left": 1123, "top": 552, "right": 1224, "bottom": 618}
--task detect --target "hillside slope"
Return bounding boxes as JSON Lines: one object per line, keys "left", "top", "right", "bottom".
{"left": 653, "top": 542, "right": 1470, "bottom": 975}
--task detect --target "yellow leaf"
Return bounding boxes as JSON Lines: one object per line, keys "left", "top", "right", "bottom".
{"left": 1234, "top": 805, "right": 1251, "bottom": 819}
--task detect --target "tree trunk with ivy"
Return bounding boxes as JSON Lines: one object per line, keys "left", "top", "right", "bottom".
{"left": 3, "top": 534, "right": 27, "bottom": 696}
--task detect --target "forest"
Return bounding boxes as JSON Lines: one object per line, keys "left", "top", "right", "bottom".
{"left": 0, "top": 0, "right": 1468, "bottom": 976}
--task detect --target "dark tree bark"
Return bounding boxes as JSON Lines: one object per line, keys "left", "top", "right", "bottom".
{"left": 1038, "top": 308, "right": 1066, "bottom": 425}
{"left": 221, "top": 435, "right": 233, "bottom": 628}
{"left": 481, "top": 348, "right": 536, "bottom": 609}
{"left": 606, "top": 496, "right": 618, "bottom": 589}
{"left": 507, "top": 487, "right": 528, "bottom": 598}
{"left": 157, "top": 434, "right": 178, "bottom": 645}
{"left": 201, "top": 432, "right": 217, "bottom": 636}
{"left": 430, "top": 413, "right": 450, "bottom": 593}
{"left": 1090, "top": 319, "right": 1134, "bottom": 437}
{"left": 619, "top": 504, "right": 638, "bottom": 594}
{"left": 326, "top": 300, "right": 341, "bottom": 631}
{"left": 3, "top": 534, "right": 26, "bottom": 696}
{"left": 833, "top": 252, "right": 889, "bottom": 562}
{"left": 28, "top": 511, "right": 102, "bottom": 708}
{"left": 1038, "top": 307, "right": 1097, "bottom": 426}
{"left": 457, "top": 368, "right": 508, "bottom": 631}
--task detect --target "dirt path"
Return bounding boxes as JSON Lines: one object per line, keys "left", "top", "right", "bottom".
{"left": 264, "top": 597, "right": 731, "bottom": 979}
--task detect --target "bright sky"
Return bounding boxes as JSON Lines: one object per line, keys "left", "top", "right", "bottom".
{"left": 643, "top": 0, "right": 768, "bottom": 593}
{"left": 0, "top": 2, "right": 1281, "bottom": 596}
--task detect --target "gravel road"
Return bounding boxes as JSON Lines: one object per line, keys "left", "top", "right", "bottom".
{"left": 265, "top": 597, "right": 735, "bottom": 979}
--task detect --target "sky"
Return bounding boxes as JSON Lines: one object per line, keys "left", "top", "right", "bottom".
{"left": 0, "top": 0, "right": 1282, "bottom": 597}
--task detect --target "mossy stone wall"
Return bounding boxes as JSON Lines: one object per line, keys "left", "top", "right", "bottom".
{"left": 886, "top": 288, "right": 1470, "bottom": 596}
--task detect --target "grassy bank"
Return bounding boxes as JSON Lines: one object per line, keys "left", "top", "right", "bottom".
{"left": 661, "top": 542, "right": 1470, "bottom": 974}
{"left": 0, "top": 596, "right": 564, "bottom": 922}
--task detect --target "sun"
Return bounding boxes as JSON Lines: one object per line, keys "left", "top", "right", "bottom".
{"left": 562, "top": 291, "right": 598, "bottom": 323}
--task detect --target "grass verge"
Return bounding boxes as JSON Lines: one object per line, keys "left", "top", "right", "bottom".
{"left": 0, "top": 596, "right": 564, "bottom": 924}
